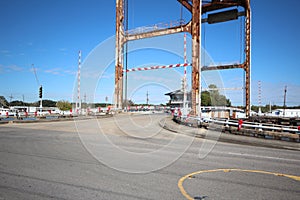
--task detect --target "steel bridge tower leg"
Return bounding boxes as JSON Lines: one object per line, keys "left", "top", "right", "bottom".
{"left": 115, "top": 0, "right": 124, "bottom": 110}
{"left": 245, "top": 0, "right": 251, "bottom": 118}
{"left": 191, "top": 0, "right": 200, "bottom": 116}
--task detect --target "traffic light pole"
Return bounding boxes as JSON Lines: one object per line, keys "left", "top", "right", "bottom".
{"left": 40, "top": 98, "right": 42, "bottom": 111}
{"left": 39, "top": 85, "right": 43, "bottom": 112}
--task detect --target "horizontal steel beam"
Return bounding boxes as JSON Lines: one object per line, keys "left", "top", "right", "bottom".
{"left": 202, "top": 0, "right": 247, "bottom": 14}
{"left": 126, "top": 9, "right": 246, "bottom": 42}
{"left": 201, "top": 64, "right": 244, "bottom": 71}
{"left": 125, "top": 22, "right": 191, "bottom": 42}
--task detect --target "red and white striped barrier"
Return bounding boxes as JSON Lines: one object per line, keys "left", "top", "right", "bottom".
{"left": 124, "top": 63, "right": 191, "bottom": 73}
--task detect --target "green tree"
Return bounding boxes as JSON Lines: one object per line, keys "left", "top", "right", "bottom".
{"left": 251, "top": 105, "right": 259, "bottom": 113}
{"left": 30, "top": 101, "right": 40, "bottom": 107}
{"left": 201, "top": 84, "right": 231, "bottom": 106}
{"left": 201, "top": 91, "right": 211, "bottom": 106}
{"left": 56, "top": 100, "right": 72, "bottom": 111}
{"left": 226, "top": 99, "right": 232, "bottom": 107}
{"left": 94, "top": 103, "right": 112, "bottom": 107}
{"left": 10, "top": 100, "right": 28, "bottom": 106}
{"left": 42, "top": 99, "right": 57, "bottom": 107}
{"left": 0, "top": 96, "right": 9, "bottom": 107}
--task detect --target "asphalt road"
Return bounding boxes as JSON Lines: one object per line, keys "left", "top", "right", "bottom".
{"left": 0, "top": 114, "right": 299, "bottom": 200}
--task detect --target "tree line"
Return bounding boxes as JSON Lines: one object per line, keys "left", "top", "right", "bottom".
{"left": 0, "top": 96, "right": 72, "bottom": 111}
{"left": 2, "top": 94, "right": 299, "bottom": 113}
{"left": 0, "top": 96, "right": 58, "bottom": 107}
{"left": 250, "top": 104, "right": 300, "bottom": 113}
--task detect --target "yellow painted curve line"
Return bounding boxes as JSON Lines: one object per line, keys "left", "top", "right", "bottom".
{"left": 178, "top": 168, "right": 300, "bottom": 200}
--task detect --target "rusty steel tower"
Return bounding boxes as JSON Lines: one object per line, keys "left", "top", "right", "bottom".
{"left": 115, "top": 0, "right": 251, "bottom": 117}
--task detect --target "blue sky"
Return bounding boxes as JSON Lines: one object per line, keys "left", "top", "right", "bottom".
{"left": 0, "top": 0, "right": 299, "bottom": 106}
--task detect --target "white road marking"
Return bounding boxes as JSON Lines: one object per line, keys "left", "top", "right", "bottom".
{"left": 227, "top": 152, "right": 300, "bottom": 163}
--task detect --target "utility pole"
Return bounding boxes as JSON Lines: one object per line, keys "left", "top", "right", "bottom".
{"left": 39, "top": 85, "right": 43, "bottom": 111}
{"left": 283, "top": 85, "right": 287, "bottom": 117}
{"left": 105, "top": 96, "right": 108, "bottom": 108}
{"left": 32, "top": 63, "right": 42, "bottom": 111}
{"left": 9, "top": 94, "right": 13, "bottom": 105}
{"left": 146, "top": 91, "right": 149, "bottom": 106}
{"left": 258, "top": 81, "right": 261, "bottom": 115}
{"left": 83, "top": 93, "right": 87, "bottom": 114}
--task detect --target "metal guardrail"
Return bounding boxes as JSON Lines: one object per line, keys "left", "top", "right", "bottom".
{"left": 179, "top": 116, "right": 300, "bottom": 134}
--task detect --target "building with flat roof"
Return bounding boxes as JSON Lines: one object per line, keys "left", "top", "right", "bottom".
{"left": 165, "top": 89, "right": 191, "bottom": 108}
{"left": 270, "top": 109, "right": 300, "bottom": 118}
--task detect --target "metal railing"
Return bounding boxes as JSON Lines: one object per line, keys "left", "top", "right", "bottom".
{"left": 125, "top": 19, "right": 185, "bottom": 36}
{"left": 179, "top": 116, "right": 300, "bottom": 134}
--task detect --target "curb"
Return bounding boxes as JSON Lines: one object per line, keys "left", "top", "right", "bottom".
{"left": 159, "top": 117, "right": 300, "bottom": 151}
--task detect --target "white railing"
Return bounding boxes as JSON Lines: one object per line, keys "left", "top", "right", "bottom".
{"left": 179, "top": 116, "right": 299, "bottom": 134}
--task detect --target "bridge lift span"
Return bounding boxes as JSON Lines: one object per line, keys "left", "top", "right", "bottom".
{"left": 115, "top": 0, "right": 251, "bottom": 117}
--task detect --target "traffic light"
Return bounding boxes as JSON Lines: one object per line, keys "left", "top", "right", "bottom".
{"left": 39, "top": 86, "right": 43, "bottom": 98}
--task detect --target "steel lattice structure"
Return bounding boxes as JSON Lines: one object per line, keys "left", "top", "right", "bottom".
{"left": 115, "top": 0, "right": 251, "bottom": 117}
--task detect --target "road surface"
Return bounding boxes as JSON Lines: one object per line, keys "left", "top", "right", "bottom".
{"left": 0, "top": 114, "right": 299, "bottom": 199}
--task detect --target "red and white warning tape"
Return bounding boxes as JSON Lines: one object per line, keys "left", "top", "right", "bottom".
{"left": 124, "top": 63, "right": 191, "bottom": 72}
{"left": 183, "top": 33, "right": 187, "bottom": 75}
